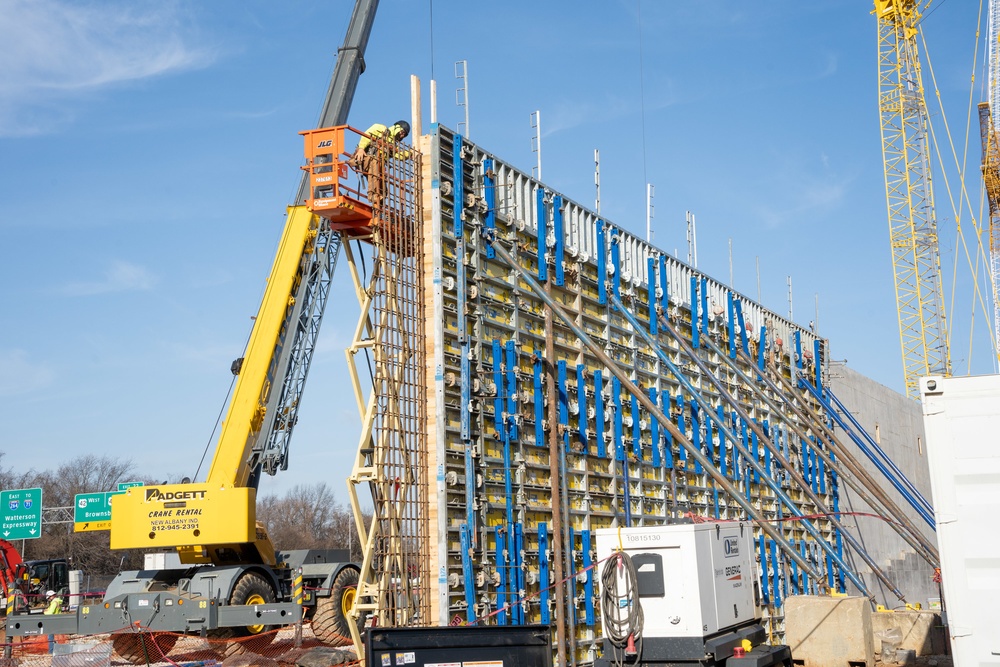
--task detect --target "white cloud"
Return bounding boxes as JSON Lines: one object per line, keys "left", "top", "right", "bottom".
{"left": 0, "top": 0, "right": 216, "bottom": 136}
{"left": 0, "top": 349, "right": 54, "bottom": 397}
{"left": 60, "top": 260, "right": 157, "bottom": 296}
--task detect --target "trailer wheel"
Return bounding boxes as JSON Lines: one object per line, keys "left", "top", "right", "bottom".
{"left": 311, "top": 566, "right": 359, "bottom": 646}
{"left": 112, "top": 632, "right": 178, "bottom": 665}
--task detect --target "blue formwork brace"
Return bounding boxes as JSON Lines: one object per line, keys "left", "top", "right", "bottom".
{"left": 647, "top": 257, "right": 657, "bottom": 335}
{"left": 597, "top": 221, "right": 607, "bottom": 305}
{"left": 495, "top": 525, "right": 507, "bottom": 625}
{"left": 661, "top": 392, "right": 673, "bottom": 470}
{"left": 539, "top": 522, "right": 550, "bottom": 625}
{"left": 513, "top": 523, "right": 525, "bottom": 624}
{"left": 751, "top": 429, "right": 760, "bottom": 484}
{"left": 610, "top": 233, "right": 621, "bottom": 300}
{"left": 690, "top": 276, "right": 700, "bottom": 349}
{"left": 691, "top": 404, "right": 703, "bottom": 475}
{"left": 649, "top": 388, "right": 661, "bottom": 467}
{"left": 757, "top": 325, "right": 767, "bottom": 371}
{"left": 553, "top": 195, "right": 564, "bottom": 286}
{"left": 758, "top": 535, "right": 770, "bottom": 605}
{"left": 700, "top": 277, "right": 709, "bottom": 335}
{"left": 727, "top": 292, "right": 737, "bottom": 360}
{"left": 577, "top": 365, "right": 589, "bottom": 455}
{"left": 537, "top": 188, "right": 548, "bottom": 283}
{"left": 716, "top": 405, "right": 726, "bottom": 477}
{"left": 814, "top": 339, "right": 823, "bottom": 390}
{"left": 762, "top": 420, "right": 772, "bottom": 481}
{"left": 483, "top": 158, "right": 496, "bottom": 259}
{"left": 770, "top": 540, "right": 782, "bottom": 606}
{"left": 789, "top": 539, "right": 799, "bottom": 594}
{"left": 533, "top": 353, "right": 544, "bottom": 449}
{"left": 658, "top": 255, "right": 669, "bottom": 315}
{"left": 460, "top": 524, "right": 476, "bottom": 622}
{"left": 799, "top": 540, "right": 810, "bottom": 596}
{"left": 733, "top": 297, "right": 749, "bottom": 356}
{"left": 736, "top": 415, "right": 746, "bottom": 483}
{"left": 631, "top": 394, "right": 641, "bottom": 460}
{"left": 558, "top": 361, "right": 569, "bottom": 441}
{"left": 676, "top": 394, "right": 687, "bottom": 466}
{"left": 582, "top": 529, "right": 595, "bottom": 626}
{"left": 568, "top": 528, "right": 577, "bottom": 627}
{"left": 607, "top": 294, "right": 873, "bottom": 597}
{"left": 506, "top": 342, "right": 519, "bottom": 440}
{"left": 613, "top": 378, "right": 624, "bottom": 462}
{"left": 492, "top": 341, "right": 504, "bottom": 438}
{"left": 595, "top": 371, "right": 606, "bottom": 458}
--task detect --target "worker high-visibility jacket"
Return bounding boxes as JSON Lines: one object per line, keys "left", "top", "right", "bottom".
{"left": 356, "top": 123, "right": 410, "bottom": 159}
{"left": 44, "top": 596, "right": 63, "bottom": 615}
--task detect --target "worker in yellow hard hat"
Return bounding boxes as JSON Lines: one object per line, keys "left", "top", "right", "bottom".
{"left": 349, "top": 120, "right": 410, "bottom": 209}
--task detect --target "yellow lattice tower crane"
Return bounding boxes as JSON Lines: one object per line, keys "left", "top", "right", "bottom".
{"left": 874, "top": 0, "right": 951, "bottom": 398}
{"left": 978, "top": 102, "right": 1000, "bottom": 359}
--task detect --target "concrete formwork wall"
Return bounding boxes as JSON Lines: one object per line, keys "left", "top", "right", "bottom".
{"left": 422, "top": 125, "right": 844, "bottom": 661}
{"left": 830, "top": 366, "right": 938, "bottom": 609}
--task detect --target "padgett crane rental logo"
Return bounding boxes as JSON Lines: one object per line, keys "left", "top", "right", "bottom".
{"left": 145, "top": 488, "right": 207, "bottom": 502}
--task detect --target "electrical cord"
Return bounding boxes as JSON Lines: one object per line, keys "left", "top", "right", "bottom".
{"left": 600, "top": 551, "right": 643, "bottom": 666}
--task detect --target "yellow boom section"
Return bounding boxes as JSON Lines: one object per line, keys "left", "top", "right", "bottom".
{"left": 207, "top": 205, "right": 318, "bottom": 488}
{"left": 110, "top": 205, "right": 318, "bottom": 554}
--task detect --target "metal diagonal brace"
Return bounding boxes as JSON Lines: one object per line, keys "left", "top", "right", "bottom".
{"left": 609, "top": 292, "right": 879, "bottom": 600}
{"left": 481, "top": 229, "right": 827, "bottom": 587}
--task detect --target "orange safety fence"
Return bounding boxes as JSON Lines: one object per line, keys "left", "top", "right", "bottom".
{"left": 1, "top": 620, "right": 360, "bottom": 667}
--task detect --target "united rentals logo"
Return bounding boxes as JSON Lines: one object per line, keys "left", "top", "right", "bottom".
{"left": 145, "top": 488, "right": 207, "bottom": 502}
{"left": 724, "top": 537, "right": 740, "bottom": 558}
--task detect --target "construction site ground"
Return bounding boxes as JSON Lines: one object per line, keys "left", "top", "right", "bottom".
{"left": 0, "top": 622, "right": 358, "bottom": 667}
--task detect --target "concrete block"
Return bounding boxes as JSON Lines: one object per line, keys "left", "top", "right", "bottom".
{"left": 870, "top": 610, "right": 947, "bottom": 656}
{"left": 784, "top": 595, "right": 875, "bottom": 667}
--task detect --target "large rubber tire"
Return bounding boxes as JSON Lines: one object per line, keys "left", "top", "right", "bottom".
{"left": 112, "top": 632, "right": 178, "bottom": 665}
{"left": 212, "top": 572, "right": 279, "bottom": 657}
{"left": 311, "top": 567, "right": 359, "bottom": 647}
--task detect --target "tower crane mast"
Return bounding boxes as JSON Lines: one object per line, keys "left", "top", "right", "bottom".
{"left": 874, "top": 0, "right": 951, "bottom": 398}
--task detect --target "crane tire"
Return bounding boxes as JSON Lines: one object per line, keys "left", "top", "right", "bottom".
{"left": 208, "top": 572, "right": 279, "bottom": 657}
{"left": 311, "top": 566, "right": 359, "bottom": 647}
{"left": 111, "top": 632, "right": 178, "bottom": 665}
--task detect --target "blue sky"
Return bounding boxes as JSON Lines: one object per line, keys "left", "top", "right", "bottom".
{"left": 1, "top": 0, "right": 996, "bottom": 498}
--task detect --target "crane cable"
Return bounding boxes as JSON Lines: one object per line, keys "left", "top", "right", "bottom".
{"left": 917, "top": 1, "right": 999, "bottom": 368}
{"left": 600, "top": 549, "right": 644, "bottom": 667}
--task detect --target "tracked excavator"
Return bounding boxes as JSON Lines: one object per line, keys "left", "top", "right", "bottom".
{"left": 5, "top": 1, "right": 380, "bottom": 661}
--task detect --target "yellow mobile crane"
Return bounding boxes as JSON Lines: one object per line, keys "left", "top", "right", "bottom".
{"left": 6, "top": 1, "right": 379, "bottom": 661}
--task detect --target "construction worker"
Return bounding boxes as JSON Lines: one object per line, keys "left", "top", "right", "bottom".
{"left": 44, "top": 589, "right": 63, "bottom": 653}
{"left": 349, "top": 120, "right": 410, "bottom": 209}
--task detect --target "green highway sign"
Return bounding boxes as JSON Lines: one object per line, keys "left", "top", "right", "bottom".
{"left": 0, "top": 488, "right": 42, "bottom": 540}
{"left": 74, "top": 491, "right": 122, "bottom": 532}
{"left": 117, "top": 481, "right": 144, "bottom": 492}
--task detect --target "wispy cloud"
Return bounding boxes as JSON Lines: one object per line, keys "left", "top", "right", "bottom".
{"left": 0, "top": 0, "right": 217, "bottom": 136}
{"left": 0, "top": 349, "right": 53, "bottom": 397}
{"left": 60, "top": 261, "right": 157, "bottom": 296}
{"left": 754, "top": 168, "right": 851, "bottom": 229}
